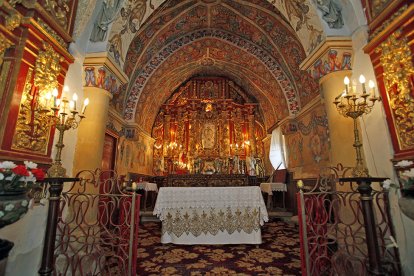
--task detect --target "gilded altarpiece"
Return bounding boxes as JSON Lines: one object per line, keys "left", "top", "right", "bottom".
{"left": 0, "top": 0, "right": 77, "bottom": 163}
{"left": 364, "top": 1, "right": 414, "bottom": 160}
{"left": 152, "top": 77, "right": 266, "bottom": 175}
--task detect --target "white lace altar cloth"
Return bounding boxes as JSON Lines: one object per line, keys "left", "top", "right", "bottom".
{"left": 136, "top": 182, "right": 158, "bottom": 192}
{"left": 260, "top": 183, "right": 287, "bottom": 195}
{"left": 153, "top": 186, "right": 268, "bottom": 244}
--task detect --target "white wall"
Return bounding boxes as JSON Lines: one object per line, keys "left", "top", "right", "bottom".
{"left": 352, "top": 25, "right": 414, "bottom": 275}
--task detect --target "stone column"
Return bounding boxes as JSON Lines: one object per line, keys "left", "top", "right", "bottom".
{"left": 72, "top": 87, "right": 112, "bottom": 174}
{"left": 300, "top": 38, "right": 356, "bottom": 169}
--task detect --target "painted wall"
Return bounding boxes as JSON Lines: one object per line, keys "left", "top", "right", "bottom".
{"left": 116, "top": 131, "right": 155, "bottom": 177}
{"left": 283, "top": 102, "right": 330, "bottom": 179}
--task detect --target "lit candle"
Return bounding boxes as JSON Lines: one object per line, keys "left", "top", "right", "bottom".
{"left": 52, "top": 88, "right": 58, "bottom": 107}
{"left": 82, "top": 98, "right": 89, "bottom": 114}
{"left": 45, "top": 92, "right": 52, "bottom": 107}
{"left": 72, "top": 93, "right": 78, "bottom": 110}
{"left": 344, "top": 76, "right": 350, "bottom": 94}
{"left": 359, "top": 74, "right": 366, "bottom": 94}
{"left": 368, "top": 80, "right": 375, "bottom": 97}
{"left": 69, "top": 100, "right": 75, "bottom": 111}
{"left": 56, "top": 99, "right": 61, "bottom": 108}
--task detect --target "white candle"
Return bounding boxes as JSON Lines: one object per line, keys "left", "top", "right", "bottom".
{"left": 368, "top": 80, "right": 375, "bottom": 97}
{"left": 82, "top": 98, "right": 89, "bottom": 114}
{"left": 72, "top": 93, "right": 78, "bottom": 110}
{"left": 344, "top": 76, "right": 350, "bottom": 94}
{"left": 52, "top": 88, "right": 58, "bottom": 107}
{"left": 132, "top": 182, "right": 137, "bottom": 190}
{"left": 359, "top": 75, "right": 366, "bottom": 94}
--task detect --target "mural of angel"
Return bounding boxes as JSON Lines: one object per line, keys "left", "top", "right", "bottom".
{"left": 120, "top": 0, "right": 152, "bottom": 35}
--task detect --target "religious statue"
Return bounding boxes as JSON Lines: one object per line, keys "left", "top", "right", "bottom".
{"left": 246, "top": 154, "right": 256, "bottom": 176}
{"left": 90, "top": 0, "right": 124, "bottom": 42}
{"left": 194, "top": 157, "right": 202, "bottom": 174}
{"left": 233, "top": 155, "right": 240, "bottom": 174}
{"left": 214, "top": 158, "right": 223, "bottom": 174}
{"left": 314, "top": 0, "right": 344, "bottom": 29}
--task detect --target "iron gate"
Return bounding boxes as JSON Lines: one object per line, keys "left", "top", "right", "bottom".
{"left": 53, "top": 170, "right": 140, "bottom": 275}
{"left": 297, "top": 165, "right": 400, "bottom": 275}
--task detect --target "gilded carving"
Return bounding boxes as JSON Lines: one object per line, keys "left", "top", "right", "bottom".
{"left": 0, "top": 33, "right": 14, "bottom": 65}
{"left": 11, "top": 43, "right": 63, "bottom": 153}
{"left": 44, "top": 0, "right": 70, "bottom": 28}
{"left": 11, "top": 69, "right": 51, "bottom": 153}
{"left": 5, "top": 12, "right": 22, "bottom": 30}
{"left": 34, "top": 43, "right": 63, "bottom": 97}
{"left": 377, "top": 31, "right": 414, "bottom": 150}
{"left": 37, "top": 18, "right": 67, "bottom": 48}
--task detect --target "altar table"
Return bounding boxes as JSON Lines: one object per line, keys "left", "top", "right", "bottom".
{"left": 153, "top": 186, "right": 268, "bottom": 244}
{"left": 135, "top": 181, "right": 158, "bottom": 211}
{"left": 260, "top": 182, "right": 287, "bottom": 210}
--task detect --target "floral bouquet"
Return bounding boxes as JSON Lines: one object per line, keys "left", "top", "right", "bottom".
{"left": 383, "top": 160, "right": 414, "bottom": 192}
{"left": 0, "top": 160, "right": 45, "bottom": 194}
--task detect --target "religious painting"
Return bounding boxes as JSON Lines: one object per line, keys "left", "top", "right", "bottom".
{"left": 202, "top": 123, "right": 216, "bottom": 149}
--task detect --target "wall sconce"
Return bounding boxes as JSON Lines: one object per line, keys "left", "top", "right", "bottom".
{"left": 333, "top": 75, "right": 380, "bottom": 177}
{"left": 46, "top": 87, "right": 89, "bottom": 177}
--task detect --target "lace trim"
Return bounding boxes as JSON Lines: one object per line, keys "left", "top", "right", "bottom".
{"left": 161, "top": 207, "right": 261, "bottom": 237}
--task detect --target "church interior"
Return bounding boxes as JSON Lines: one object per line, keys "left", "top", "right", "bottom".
{"left": 0, "top": 0, "right": 413, "bottom": 275}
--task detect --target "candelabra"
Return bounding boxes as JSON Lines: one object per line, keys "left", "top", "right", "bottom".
{"left": 46, "top": 89, "right": 89, "bottom": 177}
{"left": 333, "top": 75, "right": 380, "bottom": 177}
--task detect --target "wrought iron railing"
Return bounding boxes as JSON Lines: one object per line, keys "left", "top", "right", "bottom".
{"left": 52, "top": 170, "right": 140, "bottom": 275}
{"left": 297, "top": 164, "right": 400, "bottom": 275}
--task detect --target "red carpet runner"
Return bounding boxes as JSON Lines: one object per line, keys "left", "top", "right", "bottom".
{"left": 136, "top": 219, "right": 301, "bottom": 275}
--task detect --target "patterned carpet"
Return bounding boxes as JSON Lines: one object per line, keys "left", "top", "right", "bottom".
{"left": 136, "top": 219, "right": 301, "bottom": 275}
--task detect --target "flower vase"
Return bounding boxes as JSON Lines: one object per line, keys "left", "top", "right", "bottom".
{"left": 399, "top": 187, "right": 414, "bottom": 220}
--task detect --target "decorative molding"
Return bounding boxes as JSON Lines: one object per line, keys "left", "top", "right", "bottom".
{"left": 300, "top": 37, "right": 353, "bottom": 80}
{"left": 377, "top": 30, "right": 414, "bottom": 151}
{"left": 0, "top": 33, "right": 14, "bottom": 65}
{"left": 83, "top": 52, "right": 129, "bottom": 95}
{"left": 36, "top": 17, "right": 67, "bottom": 48}
{"left": 43, "top": 0, "right": 70, "bottom": 29}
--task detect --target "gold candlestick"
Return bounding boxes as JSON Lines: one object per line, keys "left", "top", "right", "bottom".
{"left": 47, "top": 96, "right": 88, "bottom": 177}
{"left": 333, "top": 75, "right": 380, "bottom": 177}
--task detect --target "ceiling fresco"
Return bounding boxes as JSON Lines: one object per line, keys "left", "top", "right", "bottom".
{"left": 134, "top": 38, "right": 288, "bottom": 131}
{"left": 105, "top": 0, "right": 323, "bottom": 133}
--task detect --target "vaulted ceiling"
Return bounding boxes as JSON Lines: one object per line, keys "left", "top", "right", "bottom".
{"left": 106, "top": 0, "right": 326, "bottom": 133}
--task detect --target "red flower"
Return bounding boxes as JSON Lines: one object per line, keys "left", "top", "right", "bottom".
{"left": 31, "top": 168, "right": 45, "bottom": 181}
{"left": 12, "top": 165, "right": 29, "bottom": 176}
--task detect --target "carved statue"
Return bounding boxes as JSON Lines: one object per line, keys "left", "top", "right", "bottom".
{"left": 247, "top": 155, "right": 256, "bottom": 176}
{"left": 314, "top": 0, "right": 344, "bottom": 29}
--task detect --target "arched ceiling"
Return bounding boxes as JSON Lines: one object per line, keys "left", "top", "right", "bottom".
{"left": 108, "top": 0, "right": 321, "bottom": 133}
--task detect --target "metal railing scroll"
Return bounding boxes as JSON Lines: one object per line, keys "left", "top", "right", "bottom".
{"left": 297, "top": 164, "right": 400, "bottom": 275}
{"left": 53, "top": 169, "right": 140, "bottom": 275}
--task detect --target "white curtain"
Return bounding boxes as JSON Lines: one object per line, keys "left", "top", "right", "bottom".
{"left": 269, "top": 127, "right": 287, "bottom": 170}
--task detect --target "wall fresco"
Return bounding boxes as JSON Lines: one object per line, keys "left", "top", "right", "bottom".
{"left": 283, "top": 103, "right": 330, "bottom": 178}
{"left": 309, "top": 49, "right": 352, "bottom": 80}
{"left": 116, "top": 131, "right": 154, "bottom": 176}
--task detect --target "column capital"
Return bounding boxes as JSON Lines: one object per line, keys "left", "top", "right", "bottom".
{"left": 300, "top": 37, "right": 353, "bottom": 81}
{"left": 83, "top": 52, "right": 129, "bottom": 95}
